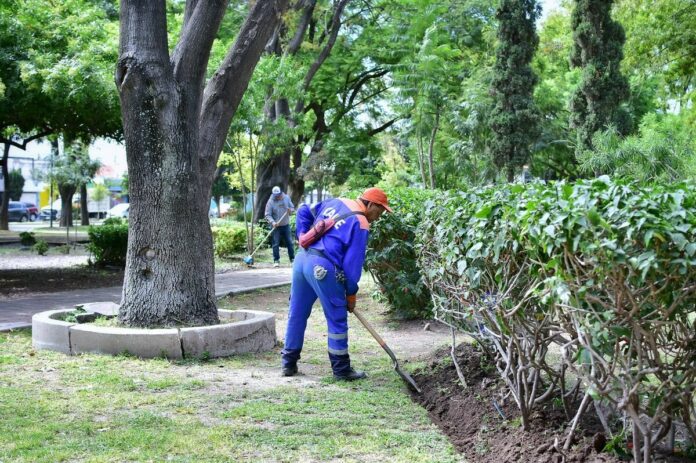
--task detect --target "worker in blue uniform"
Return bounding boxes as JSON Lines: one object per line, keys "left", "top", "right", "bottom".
{"left": 281, "top": 187, "right": 392, "bottom": 381}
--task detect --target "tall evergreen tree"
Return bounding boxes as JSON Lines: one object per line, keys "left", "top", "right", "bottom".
{"left": 569, "top": 0, "right": 630, "bottom": 156}
{"left": 489, "top": 0, "right": 541, "bottom": 182}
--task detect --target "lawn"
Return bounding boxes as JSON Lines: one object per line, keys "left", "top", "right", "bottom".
{"left": 0, "top": 284, "right": 460, "bottom": 462}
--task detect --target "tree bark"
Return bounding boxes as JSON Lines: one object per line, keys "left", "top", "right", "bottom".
{"left": 116, "top": 0, "right": 287, "bottom": 327}
{"left": 0, "top": 143, "right": 10, "bottom": 230}
{"left": 288, "top": 144, "right": 305, "bottom": 206}
{"left": 59, "top": 184, "right": 76, "bottom": 228}
{"left": 417, "top": 131, "right": 428, "bottom": 188}
{"left": 427, "top": 109, "right": 440, "bottom": 189}
{"left": 80, "top": 183, "right": 89, "bottom": 226}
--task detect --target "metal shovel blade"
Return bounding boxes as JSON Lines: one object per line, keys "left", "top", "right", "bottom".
{"left": 352, "top": 308, "right": 422, "bottom": 394}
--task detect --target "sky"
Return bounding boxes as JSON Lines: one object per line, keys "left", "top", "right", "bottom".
{"left": 540, "top": 0, "right": 563, "bottom": 24}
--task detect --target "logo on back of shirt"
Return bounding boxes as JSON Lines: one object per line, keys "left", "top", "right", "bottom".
{"left": 321, "top": 207, "right": 347, "bottom": 229}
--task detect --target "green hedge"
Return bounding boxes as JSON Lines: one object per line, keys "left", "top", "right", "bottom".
{"left": 212, "top": 226, "right": 247, "bottom": 257}
{"left": 362, "top": 187, "right": 436, "bottom": 319}
{"left": 417, "top": 177, "right": 696, "bottom": 458}
{"left": 88, "top": 220, "right": 129, "bottom": 266}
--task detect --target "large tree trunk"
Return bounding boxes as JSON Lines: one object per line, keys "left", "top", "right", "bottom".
{"left": 0, "top": 143, "right": 10, "bottom": 230}
{"left": 58, "top": 185, "right": 76, "bottom": 227}
{"left": 116, "top": 0, "right": 287, "bottom": 327}
{"left": 80, "top": 183, "right": 89, "bottom": 226}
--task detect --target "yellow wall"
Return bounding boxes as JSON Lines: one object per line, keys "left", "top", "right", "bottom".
{"left": 39, "top": 186, "right": 57, "bottom": 208}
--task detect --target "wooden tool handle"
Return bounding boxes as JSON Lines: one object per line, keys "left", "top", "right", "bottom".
{"left": 352, "top": 308, "right": 398, "bottom": 363}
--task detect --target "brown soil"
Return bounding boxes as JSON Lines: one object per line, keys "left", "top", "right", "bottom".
{"left": 0, "top": 267, "right": 124, "bottom": 299}
{"left": 411, "top": 343, "right": 694, "bottom": 463}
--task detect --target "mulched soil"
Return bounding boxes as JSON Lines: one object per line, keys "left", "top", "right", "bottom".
{"left": 0, "top": 267, "right": 124, "bottom": 298}
{"left": 411, "top": 343, "right": 694, "bottom": 463}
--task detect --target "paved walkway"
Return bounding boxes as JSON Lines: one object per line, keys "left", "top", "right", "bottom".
{"left": 0, "top": 268, "right": 292, "bottom": 331}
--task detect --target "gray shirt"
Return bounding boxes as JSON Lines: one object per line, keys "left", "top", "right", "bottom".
{"left": 265, "top": 193, "right": 294, "bottom": 226}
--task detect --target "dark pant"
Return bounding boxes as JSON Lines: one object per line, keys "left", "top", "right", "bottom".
{"left": 272, "top": 224, "right": 295, "bottom": 263}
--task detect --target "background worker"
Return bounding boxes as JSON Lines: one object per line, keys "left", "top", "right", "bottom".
{"left": 264, "top": 186, "right": 295, "bottom": 267}
{"left": 281, "top": 187, "right": 392, "bottom": 380}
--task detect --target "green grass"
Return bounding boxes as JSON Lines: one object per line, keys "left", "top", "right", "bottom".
{"left": 0, "top": 284, "right": 461, "bottom": 463}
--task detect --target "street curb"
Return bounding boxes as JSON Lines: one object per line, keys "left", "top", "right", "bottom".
{"left": 0, "top": 322, "right": 32, "bottom": 332}
{"left": 216, "top": 281, "right": 291, "bottom": 299}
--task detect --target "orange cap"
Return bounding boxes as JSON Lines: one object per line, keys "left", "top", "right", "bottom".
{"left": 360, "top": 187, "right": 393, "bottom": 213}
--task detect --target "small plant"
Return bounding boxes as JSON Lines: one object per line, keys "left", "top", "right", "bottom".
{"left": 33, "top": 239, "right": 49, "bottom": 256}
{"left": 62, "top": 306, "right": 87, "bottom": 323}
{"left": 56, "top": 244, "right": 71, "bottom": 255}
{"left": 19, "top": 231, "right": 36, "bottom": 247}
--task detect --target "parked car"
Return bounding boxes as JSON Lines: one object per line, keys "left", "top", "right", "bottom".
{"left": 22, "top": 202, "right": 39, "bottom": 221}
{"left": 40, "top": 207, "right": 60, "bottom": 221}
{"left": 107, "top": 203, "right": 129, "bottom": 218}
{"left": 7, "top": 201, "right": 29, "bottom": 222}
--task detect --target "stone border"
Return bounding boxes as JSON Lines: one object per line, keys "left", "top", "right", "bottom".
{"left": 31, "top": 306, "right": 276, "bottom": 359}
{"left": 0, "top": 280, "right": 291, "bottom": 333}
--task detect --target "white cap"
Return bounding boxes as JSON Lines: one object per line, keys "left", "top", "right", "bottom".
{"left": 272, "top": 186, "right": 281, "bottom": 195}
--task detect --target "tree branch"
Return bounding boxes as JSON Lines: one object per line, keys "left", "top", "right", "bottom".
{"left": 182, "top": 0, "right": 200, "bottom": 28}
{"left": 286, "top": 0, "right": 318, "bottom": 55}
{"left": 366, "top": 117, "right": 399, "bottom": 137}
{"left": 198, "top": 0, "right": 290, "bottom": 188}
{"left": 0, "top": 130, "right": 52, "bottom": 150}
{"left": 345, "top": 68, "right": 388, "bottom": 111}
{"left": 172, "top": 0, "right": 228, "bottom": 88}
{"left": 294, "top": 0, "right": 350, "bottom": 114}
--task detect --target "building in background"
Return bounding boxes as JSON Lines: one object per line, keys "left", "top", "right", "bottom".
{"left": 0, "top": 138, "right": 127, "bottom": 211}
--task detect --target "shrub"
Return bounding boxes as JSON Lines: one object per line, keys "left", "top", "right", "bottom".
{"left": 212, "top": 226, "right": 247, "bottom": 257}
{"left": 418, "top": 178, "right": 696, "bottom": 460}
{"left": 102, "top": 217, "right": 124, "bottom": 226}
{"left": 87, "top": 221, "right": 128, "bottom": 266}
{"left": 33, "top": 239, "right": 48, "bottom": 256}
{"left": 19, "top": 231, "right": 36, "bottom": 247}
{"left": 363, "top": 187, "right": 437, "bottom": 319}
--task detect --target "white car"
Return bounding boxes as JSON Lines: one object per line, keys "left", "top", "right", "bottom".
{"left": 107, "top": 203, "right": 129, "bottom": 218}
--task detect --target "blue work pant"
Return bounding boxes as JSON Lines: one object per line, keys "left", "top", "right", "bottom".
{"left": 281, "top": 251, "right": 352, "bottom": 375}
{"left": 272, "top": 224, "right": 295, "bottom": 263}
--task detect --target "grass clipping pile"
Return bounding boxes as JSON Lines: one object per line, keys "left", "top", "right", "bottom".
{"left": 413, "top": 343, "right": 623, "bottom": 463}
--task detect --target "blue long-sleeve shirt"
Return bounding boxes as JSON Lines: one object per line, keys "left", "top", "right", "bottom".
{"left": 296, "top": 198, "right": 370, "bottom": 296}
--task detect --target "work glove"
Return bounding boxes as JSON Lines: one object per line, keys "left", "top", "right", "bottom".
{"left": 346, "top": 294, "right": 356, "bottom": 313}
{"left": 272, "top": 221, "right": 278, "bottom": 228}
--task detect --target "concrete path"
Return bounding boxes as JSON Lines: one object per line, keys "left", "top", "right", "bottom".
{"left": 0, "top": 268, "right": 292, "bottom": 331}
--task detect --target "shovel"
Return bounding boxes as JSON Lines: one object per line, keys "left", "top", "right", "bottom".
{"left": 351, "top": 307, "right": 422, "bottom": 394}
{"left": 243, "top": 210, "right": 289, "bottom": 267}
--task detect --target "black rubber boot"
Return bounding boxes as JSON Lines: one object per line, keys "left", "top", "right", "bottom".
{"left": 329, "top": 352, "right": 367, "bottom": 381}
{"left": 333, "top": 368, "right": 367, "bottom": 381}
{"left": 281, "top": 348, "right": 301, "bottom": 377}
